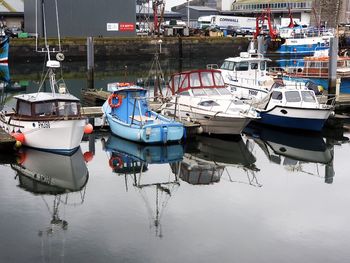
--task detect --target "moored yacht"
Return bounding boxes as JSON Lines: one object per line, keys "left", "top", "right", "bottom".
{"left": 161, "top": 69, "right": 259, "bottom": 135}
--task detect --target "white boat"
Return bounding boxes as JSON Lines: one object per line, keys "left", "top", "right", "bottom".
{"left": 0, "top": 65, "right": 88, "bottom": 154}
{"left": 0, "top": 1, "right": 89, "bottom": 154}
{"left": 254, "top": 80, "right": 334, "bottom": 131}
{"left": 161, "top": 69, "right": 259, "bottom": 135}
{"left": 219, "top": 51, "right": 275, "bottom": 101}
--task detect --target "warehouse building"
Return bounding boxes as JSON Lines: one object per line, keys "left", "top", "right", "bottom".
{"left": 24, "top": 0, "right": 136, "bottom": 37}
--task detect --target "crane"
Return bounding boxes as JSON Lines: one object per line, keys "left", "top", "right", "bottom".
{"left": 0, "top": 0, "right": 16, "bottom": 12}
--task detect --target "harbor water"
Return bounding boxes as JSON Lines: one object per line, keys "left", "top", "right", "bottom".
{"left": 1, "top": 58, "right": 350, "bottom": 263}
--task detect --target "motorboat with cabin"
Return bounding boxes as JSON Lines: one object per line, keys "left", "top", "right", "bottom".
{"left": 219, "top": 51, "right": 275, "bottom": 101}
{"left": 161, "top": 69, "right": 259, "bottom": 135}
{"left": 0, "top": 0, "right": 90, "bottom": 154}
{"left": 0, "top": 59, "right": 88, "bottom": 154}
{"left": 253, "top": 80, "right": 334, "bottom": 131}
{"left": 102, "top": 82, "right": 184, "bottom": 144}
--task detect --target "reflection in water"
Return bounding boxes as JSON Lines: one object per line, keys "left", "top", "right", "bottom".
{"left": 104, "top": 135, "right": 183, "bottom": 237}
{"left": 175, "top": 135, "right": 261, "bottom": 187}
{"left": 10, "top": 148, "right": 89, "bottom": 262}
{"left": 244, "top": 124, "right": 336, "bottom": 183}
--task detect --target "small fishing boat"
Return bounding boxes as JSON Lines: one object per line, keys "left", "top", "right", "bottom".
{"left": 102, "top": 82, "right": 184, "bottom": 144}
{"left": 253, "top": 80, "right": 334, "bottom": 131}
{"left": 0, "top": 59, "right": 89, "bottom": 154}
{"left": 219, "top": 51, "right": 275, "bottom": 101}
{"left": 161, "top": 69, "right": 260, "bottom": 135}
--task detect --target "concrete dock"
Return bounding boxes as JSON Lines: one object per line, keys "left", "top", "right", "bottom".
{"left": 0, "top": 128, "right": 15, "bottom": 152}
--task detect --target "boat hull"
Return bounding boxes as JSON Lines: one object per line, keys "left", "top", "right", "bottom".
{"left": 164, "top": 107, "right": 252, "bottom": 135}
{"left": 1, "top": 117, "right": 86, "bottom": 154}
{"left": 0, "top": 36, "right": 9, "bottom": 63}
{"left": 257, "top": 106, "right": 331, "bottom": 131}
{"left": 106, "top": 114, "right": 184, "bottom": 144}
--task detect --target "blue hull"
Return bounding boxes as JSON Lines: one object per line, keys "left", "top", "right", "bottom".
{"left": 275, "top": 44, "right": 328, "bottom": 57}
{"left": 107, "top": 114, "right": 184, "bottom": 144}
{"left": 0, "top": 36, "right": 9, "bottom": 62}
{"left": 258, "top": 113, "right": 327, "bottom": 132}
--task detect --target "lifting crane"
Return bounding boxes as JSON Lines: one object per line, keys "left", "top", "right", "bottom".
{"left": 0, "top": 0, "right": 17, "bottom": 12}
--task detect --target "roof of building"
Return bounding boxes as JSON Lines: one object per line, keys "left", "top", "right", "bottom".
{"left": 188, "top": 6, "right": 218, "bottom": 11}
{"left": 235, "top": 0, "right": 306, "bottom": 3}
{"left": 0, "top": 0, "right": 23, "bottom": 12}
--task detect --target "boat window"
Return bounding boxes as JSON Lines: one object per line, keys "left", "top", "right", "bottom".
{"left": 213, "top": 72, "right": 225, "bottom": 86}
{"left": 192, "top": 89, "right": 206, "bottom": 96}
{"left": 235, "top": 62, "right": 249, "bottom": 71}
{"left": 285, "top": 91, "right": 301, "bottom": 102}
{"left": 220, "top": 61, "right": 230, "bottom": 70}
{"left": 17, "top": 101, "right": 32, "bottom": 116}
{"left": 35, "top": 102, "right": 56, "bottom": 116}
{"left": 228, "top": 62, "right": 235, "bottom": 70}
{"left": 180, "top": 90, "right": 190, "bottom": 96}
{"left": 301, "top": 91, "right": 316, "bottom": 102}
{"left": 174, "top": 74, "right": 188, "bottom": 90}
{"left": 260, "top": 62, "right": 266, "bottom": 70}
{"left": 204, "top": 88, "right": 220, "bottom": 96}
{"left": 190, "top": 72, "right": 201, "bottom": 87}
{"left": 250, "top": 63, "right": 258, "bottom": 69}
{"left": 271, "top": 91, "right": 283, "bottom": 100}
{"left": 347, "top": 61, "right": 350, "bottom": 67}
{"left": 129, "top": 91, "right": 142, "bottom": 98}
{"left": 58, "top": 101, "right": 79, "bottom": 116}
{"left": 201, "top": 71, "right": 214, "bottom": 86}
{"left": 217, "top": 88, "right": 231, "bottom": 95}
{"left": 198, "top": 100, "right": 220, "bottom": 106}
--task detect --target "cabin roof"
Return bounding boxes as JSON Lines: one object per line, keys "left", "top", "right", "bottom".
{"left": 14, "top": 92, "right": 80, "bottom": 103}
{"left": 223, "top": 56, "right": 270, "bottom": 63}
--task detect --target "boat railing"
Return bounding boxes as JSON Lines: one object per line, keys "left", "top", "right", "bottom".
{"left": 268, "top": 66, "right": 329, "bottom": 78}
{"left": 227, "top": 74, "right": 262, "bottom": 86}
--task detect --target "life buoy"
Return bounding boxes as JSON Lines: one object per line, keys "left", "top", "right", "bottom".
{"left": 108, "top": 93, "right": 122, "bottom": 108}
{"left": 109, "top": 156, "right": 123, "bottom": 169}
{"left": 118, "top": 82, "right": 131, "bottom": 87}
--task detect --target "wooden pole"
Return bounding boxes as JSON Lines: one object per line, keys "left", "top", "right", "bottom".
{"left": 87, "top": 36, "right": 94, "bottom": 90}
{"left": 328, "top": 36, "right": 338, "bottom": 103}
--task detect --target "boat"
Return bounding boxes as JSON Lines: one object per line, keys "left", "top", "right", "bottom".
{"left": 270, "top": 50, "right": 350, "bottom": 93}
{"left": 273, "top": 25, "right": 333, "bottom": 56}
{"left": 161, "top": 69, "right": 260, "bottom": 135}
{"left": 0, "top": 2, "right": 90, "bottom": 154}
{"left": 244, "top": 123, "right": 334, "bottom": 183}
{"left": 12, "top": 147, "right": 89, "bottom": 194}
{"left": 0, "top": 61, "right": 89, "bottom": 154}
{"left": 104, "top": 134, "right": 184, "bottom": 174}
{"left": 253, "top": 80, "right": 334, "bottom": 131}
{"left": 219, "top": 51, "right": 275, "bottom": 101}
{"left": 171, "top": 135, "right": 260, "bottom": 186}
{"left": 102, "top": 82, "right": 184, "bottom": 144}
{"left": 104, "top": 135, "right": 182, "bottom": 238}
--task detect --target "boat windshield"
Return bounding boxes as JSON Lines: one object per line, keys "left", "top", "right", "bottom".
{"left": 285, "top": 91, "right": 301, "bottom": 102}
{"left": 301, "top": 90, "right": 316, "bottom": 102}
{"left": 57, "top": 101, "right": 79, "bottom": 116}
{"left": 35, "top": 102, "right": 56, "bottom": 116}
{"left": 17, "top": 101, "right": 31, "bottom": 116}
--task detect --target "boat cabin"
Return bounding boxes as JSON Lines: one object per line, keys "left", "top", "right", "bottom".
{"left": 261, "top": 83, "right": 319, "bottom": 110}
{"left": 13, "top": 92, "right": 81, "bottom": 119}
{"left": 108, "top": 85, "right": 151, "bottom": 125}
{"left": 220, "top": 52, "right": 269, "bottom": 74}
{"left": 168, "top": 69, "right": 231, "bottom": 96}
{"left": 303, "top": 56, "right": 350, "bottom": 77}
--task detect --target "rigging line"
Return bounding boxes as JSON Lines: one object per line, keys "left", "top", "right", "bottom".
{"left": 54, "top": 0, "right": 61, "bottom": 52}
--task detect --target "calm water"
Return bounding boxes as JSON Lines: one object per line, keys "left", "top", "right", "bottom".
{"left": 1, "top": 59, "right": 350, "bottom": 263}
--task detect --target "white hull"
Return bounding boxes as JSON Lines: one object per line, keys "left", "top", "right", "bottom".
{"left": 0, "top": 117, "right": 86, "bottom": 153}
{"left": 163, "top": 105, "right": 253, "bottom": 134}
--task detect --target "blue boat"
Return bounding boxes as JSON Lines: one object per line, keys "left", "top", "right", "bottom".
{"left": 102, "top": 83, "right": 184, "bottom": 144}
{"left": 104, "top": 134, "right": 184, "bottom": 174}
{"left": 0, "top": 36, "right": 9, "bottom": 63}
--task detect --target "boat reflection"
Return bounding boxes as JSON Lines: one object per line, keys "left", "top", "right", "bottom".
{"left": 10, "top": 147, "right": 89, "bottom": 260}
{"left": 104, "top": 135, "right": 183, "bottom": 237}
{"left": 174, "top": 135, "right": 261, "bottom": 186}
{"left": 244, "top": 124, "right": 335, "bottom": 183}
